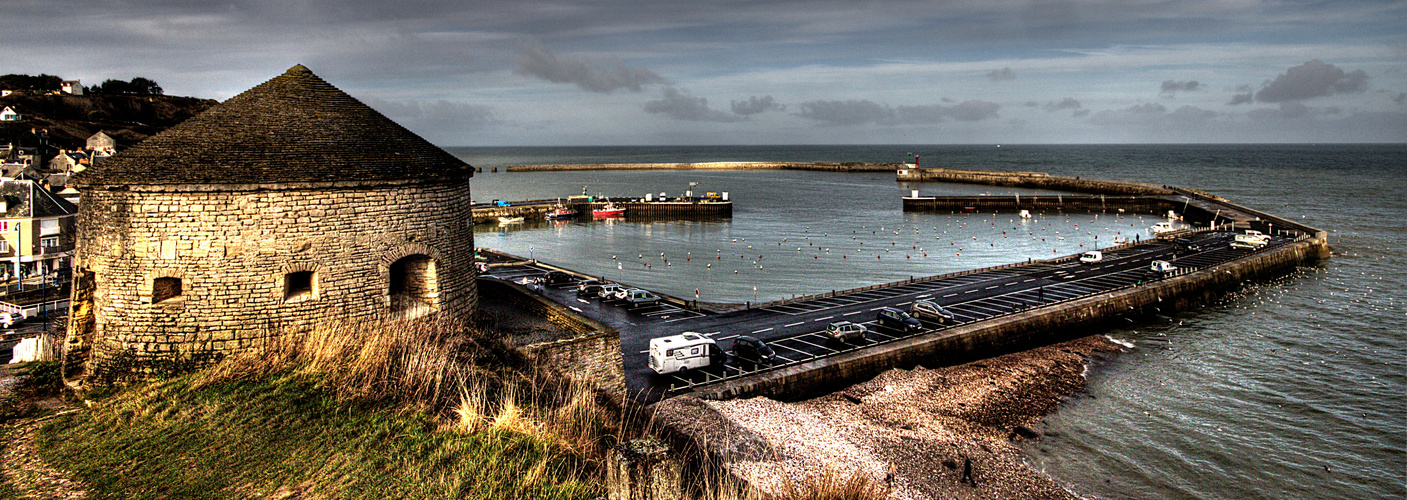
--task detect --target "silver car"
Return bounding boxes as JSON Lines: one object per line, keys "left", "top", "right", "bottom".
{"left": 910, "top": 300, "right": 955, "bottom": 324}
{"left": 825, "top": 321, "right": 867, "bottom": 342}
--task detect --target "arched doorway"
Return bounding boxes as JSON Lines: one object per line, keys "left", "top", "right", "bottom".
{"left": 389, "top": 254, "right": 438, "bottom": 313}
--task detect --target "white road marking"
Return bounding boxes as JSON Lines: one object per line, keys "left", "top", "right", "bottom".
{"left": 752, "top": 327, "right": 774, "bottom": 334}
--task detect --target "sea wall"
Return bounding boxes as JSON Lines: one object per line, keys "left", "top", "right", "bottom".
{"left": 505, "top": 162, "right": 900, "bottom": 172}
{"left": 897, "top": 167, "right": 1174, "bottom": 195}
{"left": 693, "top": 236, "right": 1327, "bottom": 401}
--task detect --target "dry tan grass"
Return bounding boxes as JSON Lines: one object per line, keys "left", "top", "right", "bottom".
{"left": 199, "top": 314, "right": 626, "bottom": 462}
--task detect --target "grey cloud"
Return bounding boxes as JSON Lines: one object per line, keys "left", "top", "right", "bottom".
{"left": 795, "top": 99, "right": 894, "bottom": 126}
{"left": 1160, "top": 80, "right": 1200, "bottom": 94}
{"left": 730, "top": 95, "right": 785, "bottom": 115}
{"left": 986, "top": 68, "right": 1016, "bottom": 81}
{"left": 1044, "top": 97, "right": 1082, "bottom": 112}
{"left": 644, "top": 87, "right": 742, "bottom": 122}
{"left": 1228, "top": 92, "right": 1254, "bottom": 105}
{"left": 1024, "top": 101, "right": 1040, "bottom": 107}
{"left": 1072, "top": 109, "right": 1091, "bottom": 117}
{"left": 1254, "top": 60, "right": 1368, "bottom": 102}
{"left": 362, "top": 98, "right": 504, "bottom": 143}
{"left": 514, "top": 45, "right": 667, "bottom": 93}
{"left": 943, "top": 100, "right": 1001, "bottom": 121}
{"left": 796, "top": 99, "right": 999, "bottom": 126}
{"left": 1394, "top": 93, "right": 1406, "bottom": 105}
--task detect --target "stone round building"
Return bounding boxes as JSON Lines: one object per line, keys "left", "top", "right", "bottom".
{"left": 63, "top": 65, "right": 476, "bottom": 380}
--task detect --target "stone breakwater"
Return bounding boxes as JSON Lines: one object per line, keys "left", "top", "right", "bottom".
{"left": 505, "top": 161, "right": 901, "bottom": 172}
{"left": 653, "top": 335, "right": 1118, "bottom": 499}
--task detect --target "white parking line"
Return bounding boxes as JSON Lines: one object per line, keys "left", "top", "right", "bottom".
{"left": 842, "top": 310, "right": 863, "bottom": 316}
{"left": 814, "top": 316, "right": 834, "bottom": 322}
{"left": 944, "top": 293, "right": 958, "bottom": 297}
{"left": 784, "top": 322, "right": 805, "bottom": 327}
{"left": 752, "top": 327, "right": 774, "bottom": 334}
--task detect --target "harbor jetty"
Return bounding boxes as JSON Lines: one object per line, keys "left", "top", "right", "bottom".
{"left": 505, "top": 161, "right": 901, "bottom": 172}
{"left": 472, "top": 195, "right": 732, "bottom": 224}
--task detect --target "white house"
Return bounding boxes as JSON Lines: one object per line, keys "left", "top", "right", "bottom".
{"left": 0, "top": 107, "right": 19, "bottom": 121}
{"left": 61, "top": 80, "right": 83, "bottom": 95}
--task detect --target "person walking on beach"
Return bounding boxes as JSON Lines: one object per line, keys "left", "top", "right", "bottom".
{"left": 962, "top": 457, "right": 975, "bottom": 486}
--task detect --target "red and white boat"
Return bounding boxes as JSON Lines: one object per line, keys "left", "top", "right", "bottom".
{"left": 592, "top": 200, "right": 625, "bottom": 218}
{"left": 545, "top": 202, "right": 578, "bottom": 220}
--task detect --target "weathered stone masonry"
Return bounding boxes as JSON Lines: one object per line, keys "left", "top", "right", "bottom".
{"left": 63, "top": 65, "right": 479, "bottom": 383}
{"left": 74, "top": 181, "right": 477, "bottom": 364}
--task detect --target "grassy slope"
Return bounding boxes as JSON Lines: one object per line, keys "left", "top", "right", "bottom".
{"left": 36, "top": 371, "right": 597, "bottom": 499}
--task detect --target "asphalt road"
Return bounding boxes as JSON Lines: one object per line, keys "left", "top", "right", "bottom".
{"left": 487, "top": 231, "right": 1290, "bottom": 402}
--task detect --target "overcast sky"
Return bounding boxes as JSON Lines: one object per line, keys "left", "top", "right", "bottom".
{"left": 4, "top": 0, "right": 1405, "bottom": 145}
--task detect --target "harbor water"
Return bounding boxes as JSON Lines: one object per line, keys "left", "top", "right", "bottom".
{"left": 451, "top": 144, "right": 1406, "bottom": 499}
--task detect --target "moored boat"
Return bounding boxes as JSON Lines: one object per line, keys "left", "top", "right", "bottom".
{"left": 1150, "top": 221, "right": 1177, "bottom": 234}
{"left": 593, "top": 200, "right": 625, "bottom": 218}
{"left": 497, "top": 216, "right": 524, "bottom": 224}
{"left": 545, "top": 203, "right": 578, "bottom": 220}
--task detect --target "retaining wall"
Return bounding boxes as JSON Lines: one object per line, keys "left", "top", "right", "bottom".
{"left": 478, "top": 278, "right": 625, "bottom": 401}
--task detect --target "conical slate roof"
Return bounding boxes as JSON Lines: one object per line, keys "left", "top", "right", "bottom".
{"left": 75, "top": 65, "right": 472, "bottom": 187}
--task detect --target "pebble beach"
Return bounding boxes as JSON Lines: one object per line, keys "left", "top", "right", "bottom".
{"left": 656, "top": 335, "right": 1120, "bottom": 499}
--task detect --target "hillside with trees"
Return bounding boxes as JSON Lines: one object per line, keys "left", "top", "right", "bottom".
{"left": 1, "top": 74, "right": 215, "bottom": 151}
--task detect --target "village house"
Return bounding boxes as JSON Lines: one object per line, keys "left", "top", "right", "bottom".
{"left": 60, "top": 80, "right": 83, "bottom": 95}
{"left": 63, "top": 65, "right": 478, "bottom": 382}
{"left": 0, "top": 178, "right": 77, "bottom": 283}
{"left": 0, "top": 106, "right": 20, "bottom": 121}
{"left": 86, "top": 131, "right": 116, "bottom": 158}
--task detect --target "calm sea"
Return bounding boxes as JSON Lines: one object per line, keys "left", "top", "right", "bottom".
{"left": 448, "top": 144, "right": 1406, "bottom": 500}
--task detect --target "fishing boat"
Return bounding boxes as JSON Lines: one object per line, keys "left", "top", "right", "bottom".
{"left": 593, "top": 200, "right": 625, "bottom": 218}
{"left": 1150, "top": 221, "right": 1177, "bottom": 234}
{"left": 497, "top": 216, "right": 524, "bottom": 224}
{"left": 1018, "top": 210, "right": 1032, "bottom": 219}
{"left": 545, "top": 202, "right": 578, "bottom": 220}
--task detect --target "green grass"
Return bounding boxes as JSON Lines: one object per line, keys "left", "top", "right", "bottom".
{"left": 36, "top": 370, "right": 600, "bottom": 499}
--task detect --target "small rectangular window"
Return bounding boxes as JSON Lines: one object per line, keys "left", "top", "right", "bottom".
{"left": 153, "top": 277, "right": 181, "bottom": 304}
{"left": 40, "top": 219, "right": 59, "bottom": 236}
{"left": 0, "top": 240, "right": 7, "bottom": 253}
{"left": 284, "top": 271, "right": 316, "bottom": 301}
{"left": 40, "top": 237, "right": 58, "bottom": 247}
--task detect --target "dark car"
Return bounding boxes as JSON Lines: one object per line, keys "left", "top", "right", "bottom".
{"left": 1172, "top": 237, "right": 1201, "bottom": 252}
{"left": 732, "top": 336, "right": 778, "bottom": 366}
{"left": 576, "top": 279, "right": 603, "bottom": 296}
{"left": 539, "top": 270, "right": 575, "bottom": 285}
{"left": 877, "top": 307, "right": 923, "bottom": 333}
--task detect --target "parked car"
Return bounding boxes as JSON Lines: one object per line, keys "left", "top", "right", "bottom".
{"left": 732, "top": 336, "right": 777, "bottom": 366}
{"left": 0, "top": 312, "right": 25, "bottom": 328}
{"left": 824, "top": 321, "right": 867, "bottom": 343}
{"left": 598, "top": 284, "right": 626, "bottom": 300}
{"left": 648, "top": 332, "right": 726, "bottom": 374}
{"left": 622, "top": 289, "right": 661, "bottom": 308}
{"left": 1171, "top": 237, "right": 1201, "bottom": 252}
{"left": 576, "top": 279, "right": 603, "bottom": 296}
{"left": 910, "top": 300, "right": 956, "bottom": 324}
{"left": 877, "top": 307, "right": 923, "bottom": 332}
{"left": 1079, "top": 250, "right": 1103, "bottom": 263}
{"left": 539, "top": 270, "right": 575, "bottom": 285}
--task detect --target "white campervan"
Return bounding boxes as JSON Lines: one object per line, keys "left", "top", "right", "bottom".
{"left": 648, "top": 332, "right": 724, "bottom": 374}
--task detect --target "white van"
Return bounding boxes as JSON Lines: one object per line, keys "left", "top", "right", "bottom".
{"left": 648, "top": 332, "right": 725, "bottom": 374}
{"left": 1079, "top": 250, "right": 1103, "bottom": 263}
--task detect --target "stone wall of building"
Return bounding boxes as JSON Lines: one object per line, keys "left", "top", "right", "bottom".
{"left": 68, "top": 180, "right": 477, "bottom": 372}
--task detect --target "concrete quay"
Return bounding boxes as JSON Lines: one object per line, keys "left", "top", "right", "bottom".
{"left": 504, "top": 161, "right": 901, "bottom": 172}
{"left": 471, "top": 197, "right": 732, "bottom": 224}
{"left": 897, "top": 166, "right": 1174, "bottom": 195}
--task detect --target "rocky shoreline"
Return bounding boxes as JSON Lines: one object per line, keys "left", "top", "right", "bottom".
{"left": 504, "top": 161, "right": 902, "bottom": 172}
{"left": 654, "top": 335, "right": 1121, "bottom": 499}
